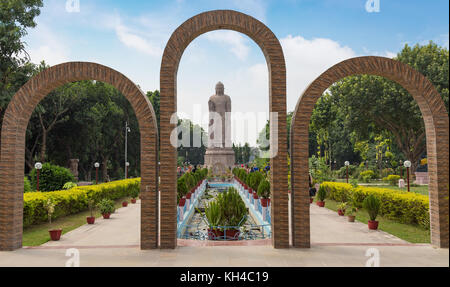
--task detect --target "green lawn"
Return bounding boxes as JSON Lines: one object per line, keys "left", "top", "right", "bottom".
{"left": 371, "top": 184, "right": 429, "bottom": 196}
{"left": 22, "top": 197, "right": 133, "bottom": 246}
{"left": 319, "top": 198, "right": 431, "bottom": 243}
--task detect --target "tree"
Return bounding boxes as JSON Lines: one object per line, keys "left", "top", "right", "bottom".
{"left": 0, "top": 0, "right": 43, "bottom": 149}
{"left": 328, "top": 42, "right": 448, "bottom": 171}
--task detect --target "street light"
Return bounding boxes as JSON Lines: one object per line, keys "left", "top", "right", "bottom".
{"left": 35, "top": 162, "right": 42, "bottom": 192}
{"left": 94, "top": 162, "right": 100, "bottom": 184}
{"left": 125, "top": 121, "right": 131, "bottom": 179}
{"left": 344, "top": 161, "right": 350, "bottom": 183}
{"left": 126, "top": 162, "right": 130, "bottom": 179}
{"left": 404, "top": 160, "right": 411, "bottom": 192}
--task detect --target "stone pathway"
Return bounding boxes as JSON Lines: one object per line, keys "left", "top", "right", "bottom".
{"left": 0, "top": 199, "right": 447, "bottom": 267}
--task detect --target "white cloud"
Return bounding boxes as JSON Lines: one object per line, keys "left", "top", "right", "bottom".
{"left": 205, "top": 31, "right": 250, "bottom": 61}
{"left": 231, "top": 0, "right": 268, "bottom": 23}
{"left": 280, "top": 35, "right": 357, "bottom": 111}
{"left": 113, "top": 17, "right": 163, "bottom": 57}
{"left": 25, "top": 22, "right": 70, "bottom": 66}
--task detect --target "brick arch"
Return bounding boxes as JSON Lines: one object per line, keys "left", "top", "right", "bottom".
{"left": 0, "top": 62, "right": 159, "bottom": 251}
{"left": 290, "top": 56, "right": 449, "bottom": 248}
{"left": 160, "top": 10, "right": 289, "bottom": 248}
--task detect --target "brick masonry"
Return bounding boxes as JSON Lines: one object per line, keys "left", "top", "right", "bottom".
{"left": 0, "top": 62, "right": 159, "bottom": 251}
{"left": 290, "top": 56, "right": 449, "bottom": 248}
{"left": 160, "top": 10, "right": 289, "bottom": 249}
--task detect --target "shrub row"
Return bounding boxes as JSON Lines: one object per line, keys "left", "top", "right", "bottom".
{"left": 319, "top": 182, "right": 430, "bottom": 229}
{"left": 23, "top": 178, "right": 140, "bottom": 227}
{"left": 177, "top": 168, "right": 208, "bottom": 203}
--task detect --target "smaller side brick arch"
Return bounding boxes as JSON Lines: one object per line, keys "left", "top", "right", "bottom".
{"left": 290, "top": 56, "right": 449, "bottom": 248}
{"left": 0, "top": 62, "right": 159, "bottom": 251}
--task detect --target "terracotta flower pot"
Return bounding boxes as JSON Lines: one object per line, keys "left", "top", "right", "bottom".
{"left": 186, "top": 192, "right": 192, "bottom": 199}
{"left": 131, "top": 198, "right": 136, "bottom": 204}
{"left": 102, "top": 213, "right": 111, "bottom": 219}
{"left": 49, "top": 229, "right": 62, "bottom": 241}
{"left": 178, "top": 198, "right": 186, "bottom": 207}
{"left": 207, "top": 229, "right": 224, "bottom": 240}
{"left": 260, "top": 198, "right": 270, "bottom": 207}
{"left": 338, "top": 209, "right": 345, "bottom": 216}
{"left": 347, "top": 215, "right": 356, "bottom": 222}
{"left": 310, "top": 197, "right": 314, "bottom": 204}
{"left": 316, "top": 201, "right": 325, "bottom": 207}
{"left": 86, "top": 216, "right": 95, "bottom": 224}
{"left": 122, "top": 201, "right": 128, "bottom": 207}
{"left": 224, "top": 229, "right": 240, "bottom": 240}
{"left": 368, "top": 220, "right": 379, "bottom": 230}
{"left": 253, "top": 193, "right": 258, "bottom": 199}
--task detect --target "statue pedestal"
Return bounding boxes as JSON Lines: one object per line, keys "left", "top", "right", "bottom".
{"left": 398, "top": 179, "right": 405, "bottom": 188}
{"left": 204, "top": 148, "right": 235, "bottom": 175}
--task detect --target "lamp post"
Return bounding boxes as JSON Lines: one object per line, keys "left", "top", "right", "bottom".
{"left": 344, "top": 161, "right": 350, "bottom": 183}
{"left": 404, "top": 160, "right": 411, "bottom": 192}
{"left": 94, "top": 162, "right": 100, "bottom": 184}
{"left": 124, "top": 121, "right": 131, "bottom": 179}
{"left": 399, "top": 160, "right": 403, "bottom": 179}
{"left": 126, "top": 162, "right": 130, "bottom": 179}
{"left": 35, "top": 162, "right": 42, "bottom": 192}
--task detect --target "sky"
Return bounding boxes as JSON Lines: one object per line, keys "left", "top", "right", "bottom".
{"left": 24, "top": 0, "right": 449, "bottom": 145}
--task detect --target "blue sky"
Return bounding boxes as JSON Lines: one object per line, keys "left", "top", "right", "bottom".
{"left": 24, "top": 0, "right": 449, "bottom": 144}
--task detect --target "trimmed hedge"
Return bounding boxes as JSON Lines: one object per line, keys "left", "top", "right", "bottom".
{"left": 320, "top": 182, "right": 430, "bottom": 229}
{"left": 23, "top": 178, "right": 140, "bottom": 227}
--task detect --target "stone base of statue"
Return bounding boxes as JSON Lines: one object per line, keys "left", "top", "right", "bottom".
{"left": 204, "top": 148, "right": 235, "bottom": 175}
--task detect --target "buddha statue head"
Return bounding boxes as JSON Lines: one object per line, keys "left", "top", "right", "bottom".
{"left": 215, "top": 81, "right": 224, "bottom": 96}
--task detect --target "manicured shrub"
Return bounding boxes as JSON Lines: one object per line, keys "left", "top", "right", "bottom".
{"left": 24, "top": 177, "right": 32, "bottom": 193}
{"left": 363, "top": 194, "right": 381, "bottom": 221}
{"left": 358, "top": 170, "right": 376, "bottom": 181}
{"left": 320, "top": 182, "right": 430, "bottom": 228}
{"left": 383, "top": 174, "right": 401, "bottom": 186}
{"left": 30, "top": 163, "right": 75, "bottom": 192}
{"left": 23, "top": 178, "right": 140, "bottom": 227}
{"left": 381, "top": 168, "right": 395, "bottom": 178}
{"left": 257, "top": 179, "right": 271, "bottom": 199}
{"left": 316, "top": 185, "right": 327, "bottom": 202}
{"left": 97, "top": 198, "right": 115, "bottom": 214}
{"left": 249, "top": 171, "right": 264, "bottom": 190}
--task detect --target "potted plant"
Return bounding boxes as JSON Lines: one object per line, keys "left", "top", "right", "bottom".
{"left": 363, "top": 194, "right": 381, "bottom": 230}
{"left": 337, "top": 202, "right": 347, "bottom": 216}
{"left": 201, "top": 201, "right": 223, "bottom": 240}
{"left": 98, "top": 198, "right": 115, "bottom": 219}
{"left": 346, "top": 204, "right": 357, "bottom": 222}
{"left": 315, "top": 185, "right": 327, "bottom": 207}
{"left": 44, "top": 198, "right": 62, "bottom": 241}
{"left": 217, "top": 188, "right": 248, "bottom": 240}
{"left": 130, "top": 188, "right": 139, "bottom": 204}
{"left": 86, "top": 199, "right": 96, "bottom": 224}
{"left": 122, "top": 200, "right": 128, "bottom": 207}
{"left": 257, "top": 180, "right": 271, "bottom": 207}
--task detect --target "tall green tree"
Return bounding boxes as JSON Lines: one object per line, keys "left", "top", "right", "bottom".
{"left": 328, "top": 42, "right": 448, "bottom": 171}
{"left": 0, "top": 0, "right": 43, "bottom": 148}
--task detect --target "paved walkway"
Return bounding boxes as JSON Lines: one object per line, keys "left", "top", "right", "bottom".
{"left": 0, "top": 200, "right": 448, "bottom": 267}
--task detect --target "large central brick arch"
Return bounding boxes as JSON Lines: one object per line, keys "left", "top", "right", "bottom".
{"left": 0, "top": 62, "right": 159, "bottom": 251}
{"left": 159, "top": 10, "right": 289, "bottom": 248}
{"left": 290, "top": 56, "right": 449, "bottom": 248}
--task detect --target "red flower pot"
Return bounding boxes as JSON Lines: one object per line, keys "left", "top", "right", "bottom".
{"left": 86, "top": 216, "right": 95, "bottom": 224}
{"left": 338, "top": 209, "right": 345, "bottom": 216}
{"left": 186, "top": 192, "right": 192, "bottom": 199}
{"left": 49, "top": 229, "right": 62, "bottom": 241}
{"left": 253, "top": 193, "right": 258, "bottom": 199}
{"left": 310, "top": 197, "right": 314, "bottom": 204}
{"left": 224, "top": 229, "right": 240, "bottom": 240}
{"left": 178, "top": 198, "right": 186, "bottom": 207}
{"left": 260, "top": 198, "right": 270, "bottom": 207}
{"left": 207, "top": 229, "right": 224, "bottom": 240}
{"left": 316, "top": 201, "right": 325, "bottom": 207}
{"left": 102, "top": 213, "right": 111, "bottom": 219}
{"left": 122, "top": 201, "right": 128, "bottom": 207}
{"left": 368, "top": 220, "right": 379, "bottom": 230}
{"left": 131, "top": 198, "right": 136, "bottom": 204}
{"left": 348, "top": 215, "right": 356, "bottom": 222}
